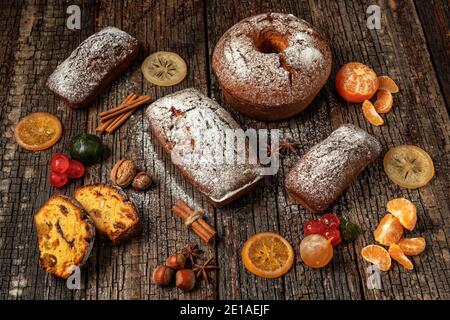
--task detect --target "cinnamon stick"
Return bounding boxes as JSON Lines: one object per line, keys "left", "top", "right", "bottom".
{"left": 99, "top": 93, "right": 137, "bottom": 117}
{"left": 100, "top": 95, "right": 151, "bottom": 121}
{"left": 172, "top": 206, "right": 213, "bottom": 243}
{"left": 176, "top": 200, "right": 216, "bottom": 235}
{"left": 172, "top": 200, "right": 217, "bottom": 244}
{"left": 96, "top": 94, "right": 137, "bottom": 132}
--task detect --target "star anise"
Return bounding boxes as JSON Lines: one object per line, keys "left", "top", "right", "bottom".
{"left": 278, "top": 138, "right": 300, "bottom": 157}
{"left": 192, "top": 257, "right": 219, "bottom": 284}
{"left": 181, "top": 244, "right": 203, "bottom": 264}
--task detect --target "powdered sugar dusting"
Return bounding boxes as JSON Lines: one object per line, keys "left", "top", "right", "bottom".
{"left": 212, "top": 12, "right": 332, "bottom": 106}
{"left": 286, "top": 124, "right": 381, "bottom": 212}
{"left": 145, "top": 88, "right": 262, "bottom": 204}
{"left": 47, "top": 27, "right": 138, "bottom": 105}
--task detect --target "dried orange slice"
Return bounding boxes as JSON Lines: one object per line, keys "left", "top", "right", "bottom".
{"left": 397, "top": 237, "right": 426, "bottom": 256}
{"left": 362, "top": 100, "right": 384, "bottom": 126}
{"left": 386, "top": 198, "right": 417, "bottom": 231}
{"left": 242, "top": 232, "right": 294, "bottom": 278}
{"left": 374, "top": 90, "right": 393, "bottom": 113}
{"left": 383, "top": 145, "right": 434, "bottom": 189}
{"left": 378, "top": 76, "right": 399, "bottom": 93}
{"left": 389, "top": 244, "right": 414, "bottom": 270}
{"left": 14, "top": 112, "right": 62, "bottom": 151}
{"left": 361, "top": 244, "right": 391, "bottom": 271}
{"left": 141, "top": 51, "right": 187, "bottom": 86}
{"left": 374, "top": 213, "right": 403, "bottom": 246}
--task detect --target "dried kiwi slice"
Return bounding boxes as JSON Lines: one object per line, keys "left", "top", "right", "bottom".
{"left": 383, "top": 145, "right": 434, "bottom": 189}
{"left": 141, "top": 51, "right": 187, "bottom": 86}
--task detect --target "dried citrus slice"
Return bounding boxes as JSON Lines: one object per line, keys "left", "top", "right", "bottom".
{"left": 141, "top": 51, "right": 187, "bottom": 86}
{"left": 386, "top": 198, "right": 417, "bottom": 231}
{"left": 389, "top": 244, "right": 413, "bottom": 270}
{"left": 374, "top": 213, "right": 403, "bottom": 246}
{"left": 14, "top": 112, "right": 62, "bottom": 151}
{"left": 374, "top": 90, "right": 393, "bottom": 113}
{"left": 361, "top": 244, "right": 391, "bottom": 271}
{"left": 383, "top": 145, "right": 434, "bottom": 189}
{"left": 362, "top": 100, "right": 384, "bottom": 126}
{"left": 397, "top": 237, "right": 426, "bottom": 256}
{"left": 378, "top": 76, "right": 399, "bottom": 93}
{"left": 242, "top": 232, "right": 294, "bottom": 278}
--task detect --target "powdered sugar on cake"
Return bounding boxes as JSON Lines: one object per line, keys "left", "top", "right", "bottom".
{"left": 213, "top": 13, "right": 331, "bottom": 106}
{"left": 286, "top": 124, "right": 381, "bottom": 211}
{"left": 47, "top": 27, "right": 138, "bottom": 104}
{"left": 146, "top": 88, "right": 263, "bottom": 202}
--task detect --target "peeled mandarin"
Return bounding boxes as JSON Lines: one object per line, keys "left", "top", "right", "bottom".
{"left": 374, "top": 213, "right": 404, "bottom": 246}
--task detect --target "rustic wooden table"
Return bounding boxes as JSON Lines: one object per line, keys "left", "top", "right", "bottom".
{"left": 0, "top": 0, "right": 449, "bottom": 300}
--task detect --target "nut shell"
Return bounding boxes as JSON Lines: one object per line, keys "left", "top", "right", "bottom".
{"left": 166, "top": 253, "right": 186, "bottom": 270}
{"left": 110, "top": 159, "right": 137, "bottom": 187}
{"left": 152, "top": 265, "right": 174, "bottom": 286}
{"left": 132, "top": 172, "right": 152, "bottom": 191}
{"left": 175, "top": 269, "right": 196, "bottom": 291}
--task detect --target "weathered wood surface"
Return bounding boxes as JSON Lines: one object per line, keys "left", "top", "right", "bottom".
{"left": 0, "top": 0, "right": 449, "bottom": 300}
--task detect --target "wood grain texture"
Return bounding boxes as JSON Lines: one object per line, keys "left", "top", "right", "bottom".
{"left": 0, "top": 0, "right": 449, "bottom": 300}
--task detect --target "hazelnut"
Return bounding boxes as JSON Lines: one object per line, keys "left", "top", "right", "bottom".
{"left": 165, "top": 253, "right": 186, "bottom": 270}
{"left": 132, "top": 172, "right": 152, "bottom": 191}
{"left": 152, "top": 265, "right": 174, "bottom": 286}
{"left": 175, "top": 269, "right": 196, "bottom": 291}
{"left": 110, "top": 159, "right": 137, "bottom": 187}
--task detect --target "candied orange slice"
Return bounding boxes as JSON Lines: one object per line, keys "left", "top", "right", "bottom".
{"left": 361, "top": 244, "right": 391, "bottom": 271}
{"left": 242, "top": 232, "right": 294, "bottom": 278}
{"left": 397, "top": 237, "right": 426, "bottom": 256}
{"left": 383, "top": 145, "right": 434, "bottom": 189}
{"left": 362, "top": 100, "right": 384, "bottom": 126}
{"left": 374, "top": 213, "right": 403, "bottom": 246}
{"left": 14, "top": 112, "right": 62, "bottom": 151}
{"left": 389, "top": 244, "right": 413, "bottom": 270}
{"left": 374, "top": 90, "right": 393, "bottom": 113}
{"left": 386, "top": 198, "right": 417, "bottom": 231}
{"left": 378, "top": 76, "right": 399, "bottom": 93}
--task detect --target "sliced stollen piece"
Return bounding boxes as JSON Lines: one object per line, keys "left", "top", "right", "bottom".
{"left": 47, "top": 27, "right": 139, "bottom": 109}
{"left": 74, "top": 184, "right": 141, "bottom": 244}
{"left": 146, "top": 88, "right": 263, "bottom": 207}
{"left": 285, "top": 124, "right": 381, "bottom": 213}
{"left": 34, "top": 195, "right": 95, "bottom": 279}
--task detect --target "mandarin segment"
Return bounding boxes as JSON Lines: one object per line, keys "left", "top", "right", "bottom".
{"left": 397, "top": 237, "right": 426, "bottom": 256}
{"left": 374, "top": 213, "right": 404, "bottom": 246}
{"left": 389, "top": 244, "right": 414, "bottom": 270}
{"left": 386, "top": 198, "right": 417, "bottom": 231}
{"left": 362, "top": 100, "right": 384, "bottom": 126}
{"left": 242, "top": 232, "right": 294, "bottom": 278}
{"left": 374, "top": 90, "right": 393, "bottom": 113}
{"left": 361, "top": 244, "right": 391, "bottom": 271}
{"left": 378, "top": 75, "right": 399, "bottom": 93}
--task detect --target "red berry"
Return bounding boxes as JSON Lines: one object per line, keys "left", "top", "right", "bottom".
{"left": 50, "top": 171, "right": 68, "bottom": 188}
{"left": 50, "top": 153, "right": 70, "bottom": 174}
{"left": 320, "top": 213, "right": 341, "bottom": 229}
{"left": 304, "top": 219, "right": 326, "bottom": 236}
{"left": 323, "top": 228, "right": 342, "bottom": 247}
{"left": 66, "top": 160, "right": 85, "bottom": 179}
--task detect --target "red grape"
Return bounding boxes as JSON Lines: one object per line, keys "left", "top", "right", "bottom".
{"left": 50, "top": 171, "right": 68, "bottom": 188}
{"left": 50, "top": 153, "right": 70, "bottom": 174}
{"left": 304, "top": 219, "right": 326, "bottom": 236}
{"left": 320, "top": 213, "right": 341, "bottom": 229}
{"left": 323, "top": 228, "right": 342, "bottom": 247}
{"left": 66, "top": 160, "right": 85, "bottom": 179}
